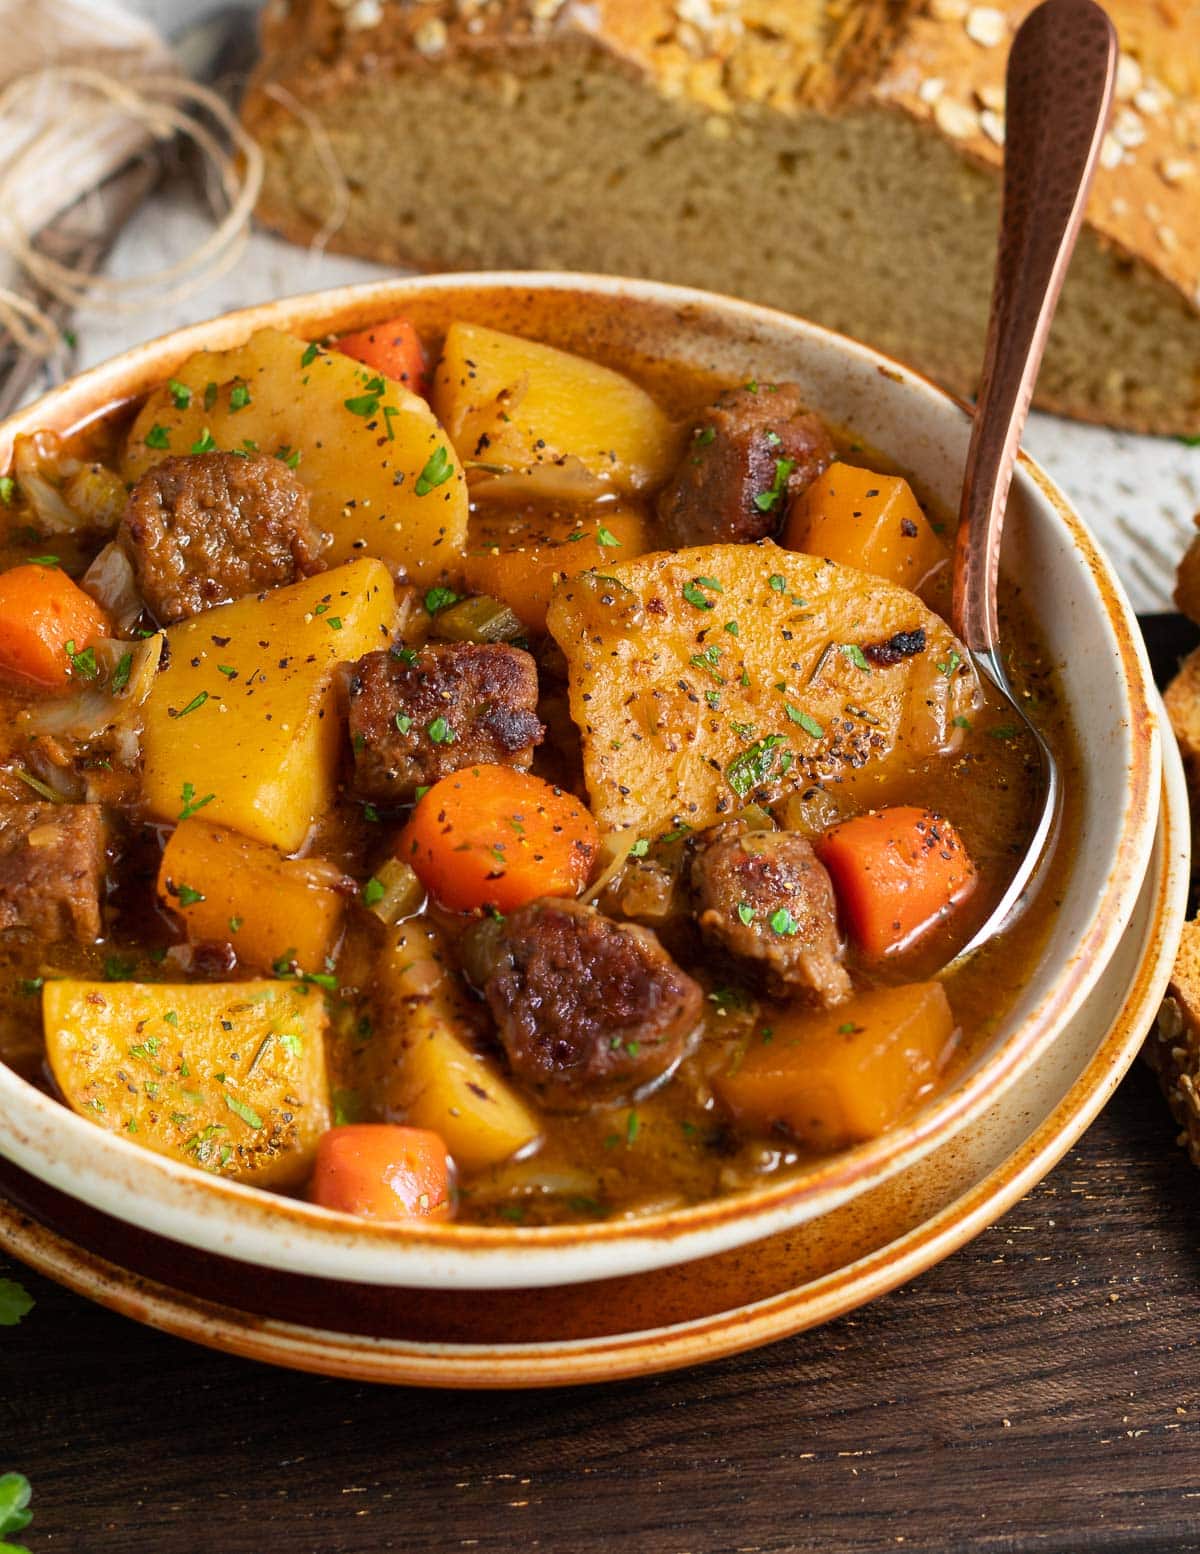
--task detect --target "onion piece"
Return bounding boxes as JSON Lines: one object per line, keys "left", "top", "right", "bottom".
{"left": 12, "top": 432, "right": 123, "bottom": 535}
{"left": 82, "top": 543, "right": 144, "bottom": 631}
{"left": 16, "top": 634, "right": 163, "bottom": 747}
{"left": 364, "top": 856, "right": 425, "bottom": 926}
{"left": 582, "top": 830, "right": 640, "bottom": 905}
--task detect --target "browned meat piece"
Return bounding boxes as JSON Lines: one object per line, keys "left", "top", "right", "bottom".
{"left": 346, "top": 641, "right": 544, "bottom": 804}
{"left": 0, "top": 801, "right": 106, "bottom": 943}
{"left": 479, "top": 897, "right": 702, "bottom": 1111}
{"left": 657, "top": 382, "right": 834, "bottom": 547}
{"left": 691, "top": 824, "right": 851, "bottom": 1006}
{"left": 121, "top": 451, "right": 327, "bottom": 623}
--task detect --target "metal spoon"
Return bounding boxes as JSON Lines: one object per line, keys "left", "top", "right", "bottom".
{"left": 949, "top": 0, "right": 1116, "bottom": 962}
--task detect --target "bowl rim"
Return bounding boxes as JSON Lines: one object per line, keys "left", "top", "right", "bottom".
{"left": 0, "top": 713, "right": 1185, "bottom": 1385}
{"left": 0, "top": 270, "right": 1163, "bottom": 1288}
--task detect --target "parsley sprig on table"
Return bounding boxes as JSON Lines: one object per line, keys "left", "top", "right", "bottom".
{"left": 0, "top": 1472, "right": 33, "bottom": 1554}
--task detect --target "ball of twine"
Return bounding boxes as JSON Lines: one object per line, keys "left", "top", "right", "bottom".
{"left": 0, "top": 64, "right": 266, "bottom": 356}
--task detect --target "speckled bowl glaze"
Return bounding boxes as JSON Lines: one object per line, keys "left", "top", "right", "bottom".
{"left": 0, "top": 274, "right": 1163, "bottom": 1291}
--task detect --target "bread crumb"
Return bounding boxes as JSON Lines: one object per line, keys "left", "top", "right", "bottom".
{"left": 1159, "top": 157, "right": 1195, "bottom": 186}
{"left": 344, "top": 0, "right": 381, "bottom": 28}
{"left": 933, "top": 97, "right": 979, "bottom": 139}
{"left": 964, "top": 7, "right": 1006, "bottom": 48}
{"left": 1113, "top": 108, "right": 1147, "bottom": 150}
{"left": 1100, "top": 133, "right": 1125, "bottom": 171}
{"left": 1115, "top": 53, "right": 1143, "bottom": 101}
{"left": 1135, "top": 84, "right": 1170, "bottom": 118}
{"left": 413, "top": 16, "right": 448, "bottom": 55}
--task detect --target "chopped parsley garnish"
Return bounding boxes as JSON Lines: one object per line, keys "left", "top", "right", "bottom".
{"left": 953, "top": 714, "right": 972, "bottom": 730}
{"left": 838, "top": 1021, "right": 860, "bottom": 1034}
{"left": 27, "top": 554, "right": 57, "bottom": 568}
{"left": 17, "top": 977, "right": 43, "bottom": 996}
{"left": 229, "top": 382, "right": 252, "bottom": 411}
{"left": 689, "top": 644, "right": 725, "bottom": 683}
{"left": 223, "top": 1093, "right": 264, "bottom": 1130}
{"left": 217, "top": 663, "right": 237, "bottom": 678}
{"left": 769, "top": 907, "right": 799, "bottom": 936}
{"left": 784, "top": 703, "right": 824, "bottom": 738}
{"left": 145, "top": 423, "right": 171, "bottom": 450}
{"left": 395, "top": 712, "right": 412, "bottom": 734}
{"left": 0, "top": 476, "right": 14, "bottom": 504}
{"left": 693, "top": 425, "right": 716, "bottom": 446}
{"left": 111, "top": 651, "right": 133, "bottom": 694}
{"left": 104, "top": 954, "right": 135, "bottom": 981}
{"left": 191, "top": 427, "right": 217, "bottom": 454}
{"left": 362, "top": 876, "right": 385, "bottom": 907}
{"left": 990, "top": 723, "right": 1017, "bottom": 739}
{"left": 167, "top": 378, "right": 192, "bottom": 409}
{"left": 629, "top": 838, "right": 650, "bottom": 858}
{"left": 682, "top": 576, "right": 723, "bottom": 610}
{"left": 176, "top": 883, "right": 205, "bottom": 907}
{"left": 424, "top": 585, "right": 460, "bottom": 614}
{"left": 326, "top": 616, "right": 343, "bottom": 631}
{"left": 229, "top": 916, "right": 243, "bottom": 933}
{"left": 172, "top": 691, "right": 208, "bottom": 718}
{"left": 301, "top": 341, "right": 320, "bottom": 367}
{"left": 937, "top": 650, "right": 962, "bottom": 678}
{"left": 626, "top": 1109, "right": 640, "bottom": 1145}
{"left": 204, "top": 381, "right": 218, "bottom": 411}
{"left": 768, "top": 574, "right": 786, "bottom": 592}
{"left": 427, "top": 716, "right": 454, "bottom": 745}
{"left": 840, "top": 643, "right": 871, "bottom": 673}
{"left": 737, "top": 902, "right": 756, "bottom": 926}
{"left": 178, "top": 781, "right": 215, "bottom": 820}
{"left": 415, "top": 445, "right": 454, "bottom": 496}
{"left": 726, "top": 735, "right": 787, "bottom": 799}
{"left": 753, "top": 458, "right": 795, "bottom": 513}
{"left": 277, "top": 445, "right": 302, "bottom": 469}
{"left": 596, "top": 526, "right": 621, "bottom": 547}
{"left": 64, "top": 639, "right": 97, "bottom": 680}
{"left": 344, "top": 376, "right": 386, "bottom": 416}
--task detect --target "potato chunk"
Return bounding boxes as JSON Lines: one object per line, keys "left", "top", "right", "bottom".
{"left": 713, "top": 982, "right": 955, "bottom": 1151}
{"left": 44, "top": 979, "right": 331, "bottom": 1188}
{"left": 157, "top": 819, "right": 346, "bottom": 973}
{"left": 124, "top": 328, "right": 468, "bottom": 584}
{"left": 360, "top": 917, "right": 540, "bottom": 1172}
{"left": 546, "top": 540, "right": 979, "bottom": 837}
{"left": 140, "top": 559, "right": 396, "bottom": 852}
{"left": 431, "top": 322, "right": 679, "bottom": 495}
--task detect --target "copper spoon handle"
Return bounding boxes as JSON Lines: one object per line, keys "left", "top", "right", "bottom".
{"left": 952, "top": 0, "right": 1116, "bottom": 657}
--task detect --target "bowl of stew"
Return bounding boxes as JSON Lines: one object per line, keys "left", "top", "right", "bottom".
{"left": 0, "top": 274, "right": 1160, "bottom": 1291}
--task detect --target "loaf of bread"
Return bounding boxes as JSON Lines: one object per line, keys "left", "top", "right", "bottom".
{"left": 243, "top": 0, "right": 1200, "bottom": 436}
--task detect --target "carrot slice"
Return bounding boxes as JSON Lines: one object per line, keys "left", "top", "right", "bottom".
{"left": 310, "top": 1124, "right": 452, "bottom": 1220}
{"left": 0, "top": 563, "right": 111, "bottom": 688}
{"left": 335, "top": 318, "right": 427, "bottom": 395}
{"left": 399, "top": 764, "right": 600, "bottom": 913}
{"left": 814, "top": 805, "right": 976, "bottom": 958}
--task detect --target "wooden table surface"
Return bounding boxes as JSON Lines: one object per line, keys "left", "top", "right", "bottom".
{"left": 3, "top": 1054, "right": 1199, "bottom": 1553}
{"left": 5, "top": 621, "right": 1200, "bottom": 1554}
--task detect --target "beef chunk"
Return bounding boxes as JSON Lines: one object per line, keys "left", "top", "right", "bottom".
{"left": 347, "top": 642, "right": 544, "bottom": 803}
{"left": 479, "top": 897, "right": 702, "bottom": 1111}
{"left": 691, "top": 824, "right": 850, "bottom": 1006}
{"left": 657, "top": 382, "right": 834, "bottom": 547}
{"left": 121, "top": 451, "right": 327, "bottom": 623}
{"left": 0, "top": 801, "right": 106, "bottom": 943}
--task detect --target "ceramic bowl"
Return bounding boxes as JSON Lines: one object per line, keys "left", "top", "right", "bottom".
{"left": 0, "top": 273, "right": 1162, "bottom": 1290}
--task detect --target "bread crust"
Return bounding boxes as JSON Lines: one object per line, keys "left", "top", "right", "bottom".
{"left": 243, "top": 1, "right": 1200, "bottom": 434}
